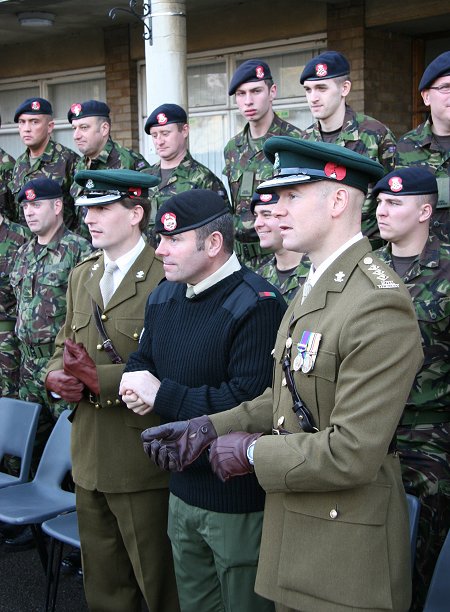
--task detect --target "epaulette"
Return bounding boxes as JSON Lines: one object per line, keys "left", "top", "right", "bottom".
{"left": 358, "top": 254, "right": 401, "bottom": 290}
{"left": 73, "top": 249, "right": 102, "bottom": 269}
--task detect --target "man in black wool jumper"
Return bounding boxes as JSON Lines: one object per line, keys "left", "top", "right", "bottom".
{"left": 120, "top": 189, "right": 286, "bottom": 612}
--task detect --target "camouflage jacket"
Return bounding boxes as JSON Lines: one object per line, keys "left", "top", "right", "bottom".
{"left": 302, "top": 104, "right": 397, "bottom": 237}
{"left": 256, "top": 254, "right": 311, "bottom": 304}
{"left": 143, "top": 150, "right": 230, "bottom": 232}
{"left": 0, "top": 217, "right": 31, "bottom": 321}
{"left": 0, "top": 147, "right": 16, "bottom": 221}
{"left": 223, "top": 113, "right": 302, "bottom": 243}
{"left": 376, "top": 234, "right": 450, "bottom": 411}
{"left": 70, "top": 138, "right": 150, "bottom": 201}
{"left": 10, "top": 224, "right": 93, "bottom": 345}
{"left": 395, "top": 116, "right": 450, "bottom": 242}
{"left": 9, "top": 139, "right": 79, "bottom": 231}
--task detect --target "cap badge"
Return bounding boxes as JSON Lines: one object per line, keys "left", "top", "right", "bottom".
{"left": 71, "top": 103, "right": 82, "bottom": 117}
{"left": 315, "top": 63, "right": 328, "bottom": 78}
{"left": 128, "top": 186, "right": 142, "bottom": 198}
{"left": 324, "top": 162, "right": 347, "bottom": 181}
{"left": 273, "top": 152, "right": 280, "bottom": 170}
{"left": 255, "top": 65, "right": 265, "bottom": 79}
{"left": 86, "top": 179, "right": 95, "bottom": 189}
{"left": 31, "top": 100, "right": 41, "bottom": 111}
{"left": 25, "top": 189, "right": 36, "bottom": 201}
{"left": 161, "top": 212, "right": 177, "bottom": 231}
{"left": 388, "top": 176, "right": 403, "bottom": 193}
{"left": 260, "top": 194, "right": 273, "bottom": 202}
{"left": 157, "top": 112, "right": 168, "bottom": 125}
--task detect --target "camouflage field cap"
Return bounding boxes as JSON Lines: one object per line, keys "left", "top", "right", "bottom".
{"left": 258, "top": 136, "right": 384, "bottom": 195}
{"left": 74, "top": 169, "right": 160, "bottom": 206}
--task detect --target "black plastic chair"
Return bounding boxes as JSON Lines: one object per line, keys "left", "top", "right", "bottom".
{"left": 406, "top": 493, "right": 421, "bottom": 576}
{"left": 0, "top": 397, "right": 41, "bottom": 488}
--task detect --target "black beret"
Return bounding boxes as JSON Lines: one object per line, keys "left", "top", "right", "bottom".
{"left": 68, "top": 100, "right": 110, "bottom": 123}
{"left": 155, "top": 190, "right": 230, "bottom": 235}
{"left": 419, "top": 51, "right": 450, "bottom": 91}
{"left": 18, "top": 178, "right": 62, "bottom": 203}
{"left": 257, "top": 137, "right": 384, "bottom": 196}
{"left": 14, "top": 98, "right": 53, "bottom": 123}
{"left": 145, "top": 104, "right": 187, "bottom": 134}
{"left": 74, "top": 169, "right": 160, "bottom": 206}
{"left": 372, "top": 167, "right": 438, "bottom": 199}
{"left": 300, "top": 51, "right": 350, "bottom": 84}
{"left": 228, "top": 59, "right": 272, "bottom": 96}
{"left": 250, "top": 191, "right": 279, "bottom": 214}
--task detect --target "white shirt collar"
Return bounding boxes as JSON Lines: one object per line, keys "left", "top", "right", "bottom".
{"left": 186, "top": 252, "right": 241, "bottom": 298}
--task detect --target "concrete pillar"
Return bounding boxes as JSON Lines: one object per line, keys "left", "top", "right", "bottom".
{"left": 145, "top": 0, "right": 187, "bottom": 113}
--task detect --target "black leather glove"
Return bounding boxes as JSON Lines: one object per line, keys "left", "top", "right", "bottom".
{"left": 209, "top": 432, "right": 263, "bottom": 482}
{"left": 141, "top": 415, "right": 218, "bottom": 471}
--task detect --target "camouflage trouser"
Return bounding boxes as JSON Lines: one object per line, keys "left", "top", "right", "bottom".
{"left": 397, "top": 423, "right": 450, "bottom": 612}
{"left": 0, "top": 328, "right": 20, "bottom": 398}
{"left": 3, "top": 351, "right": 73, "bottom": 477}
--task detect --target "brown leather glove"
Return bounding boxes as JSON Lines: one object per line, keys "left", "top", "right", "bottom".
{"left": 141, "top": 415, "right": 218, "bottom": 472}
{"left": 209, "top": 432, "right": 263, "bottom": 482}
{"left": 63, "top": 338, "right": 100, "bottom": 395}
{"left": 45, "top": 369, "right": 84, "bottom": 402}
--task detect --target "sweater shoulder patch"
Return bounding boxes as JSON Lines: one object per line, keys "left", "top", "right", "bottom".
{"left": 222, "top": 271, "right": 284, "bottom": 319}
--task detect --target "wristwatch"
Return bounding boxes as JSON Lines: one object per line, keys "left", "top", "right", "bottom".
{"left": 246, "top": 440, "right": 256, "bottom": 465}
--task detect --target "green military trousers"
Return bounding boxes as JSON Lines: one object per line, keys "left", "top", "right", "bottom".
{"left": 168, "top": 493, "right": 274, "bottom": 612}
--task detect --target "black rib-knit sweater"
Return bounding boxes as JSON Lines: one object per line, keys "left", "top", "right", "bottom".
{"left": 125, "top": 267, "right": 286, "bottom": 513}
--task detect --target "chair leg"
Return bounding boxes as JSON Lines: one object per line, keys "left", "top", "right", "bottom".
{"left": 50, "top": 540, "right": 64, "bottom": 612}
{"left": 44, "top": 537, "right": 56, "bottom": 612}
{"left": 31, "top": 523, "right": 48, "bottom": 573}
{"left": 43, "top": 537, "right": 64, "bottom": 612}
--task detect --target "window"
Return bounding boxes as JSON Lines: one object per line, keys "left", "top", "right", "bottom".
{"left": 139, "top": 36, "right": 326, "bottom": 181}
{"left": 0, "top": 68, "right": 106, "bottom": 159}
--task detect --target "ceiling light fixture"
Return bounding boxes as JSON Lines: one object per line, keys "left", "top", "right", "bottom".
{"left": 17, "top": 12, "right": 55, "bottom": 27}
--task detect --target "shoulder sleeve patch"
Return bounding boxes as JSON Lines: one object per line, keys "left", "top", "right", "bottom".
{"left": 359, "top": 254, "right": 400, "bottom": 290}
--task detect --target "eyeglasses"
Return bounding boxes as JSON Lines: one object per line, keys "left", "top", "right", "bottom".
{"left": 428, "top": 83, "right": 450, "bottom": 94}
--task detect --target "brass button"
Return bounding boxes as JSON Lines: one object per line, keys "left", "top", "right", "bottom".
{"left": 115, "top": 399, "right": 121, "bottom": 405}
{"left": 363, "top": 257, "right": 373, "bottom": 265}
{"left": 101, "top": 314, "right": 108, "bottom": 321}
{"left": 133, "top": 332, "right": 139, "bottom": 340}
{"left": 94, "top": 403, "right": 101, "bottom": 410}
{"left": 96, "top": 344, "right": 103, "bottom": 351}
{"left": 71, "top": 324, "right": 76, "bottom": 331}
{"left": 329, "top": 509, "right": 338, "bottom": 519}
{"left": 106, "top": 400, "right": 112, "bottom": 406}
{"left": 285, "top": 338, "right": 292, "bottom": 349}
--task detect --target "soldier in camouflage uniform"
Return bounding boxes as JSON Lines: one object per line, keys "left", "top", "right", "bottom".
{"left": 68, "top": 99, "right": 150, "bottom": 238}
{"left": 0, "top": 212, "right": 30, "bottom": 398}
{"left": 143, "top": 103, "right": 229, "bottom": 245}
{"left": 251, "top": 192, "right": 310, "bottom": 304}
{"left": 10, "top": 178, "right": 92, "bottom": 472}
{"left": 224, "top": 59, "right": 302, "bottom": 269}
{"left": 300, "top": 51, "right": 396, "bottom": 243}
{"left": 395, "top": 51, "right": 450, "bottom": 244}
{"left": 0, "top": 114, "right": 17, "bottom": 222}
{"left": 374, "top": 167, "right": 450, "bottom": 611}
{"left": 9, "top": 97, "right": 79, "bottom": 231}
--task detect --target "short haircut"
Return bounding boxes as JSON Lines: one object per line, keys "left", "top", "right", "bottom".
{"left": 120, "top": 197, "right": 150, "bottom": 233}
{"left": 195, "top": 212, "right": 234, "bottom": 254}
{"left": 418, "top": 192, "right": 438, "bottom": 212}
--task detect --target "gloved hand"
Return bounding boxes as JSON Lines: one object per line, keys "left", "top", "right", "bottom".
{"left": 63, "top": 338, "right": 100, "bottom": 395}
{"left": 209, "top": 432, "right": 263, "bottom": 482}
{"left": 45, "top": 369, "right": 84, "bottom": 402}
{"left": 141, "top": 415, "right": 218, "bottom": 471}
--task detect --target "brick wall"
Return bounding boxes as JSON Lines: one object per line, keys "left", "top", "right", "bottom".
{"left": 104, "top": 26, "right": 140, "bottom": 151}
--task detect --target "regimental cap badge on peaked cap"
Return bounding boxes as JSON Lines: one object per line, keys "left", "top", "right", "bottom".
{"left": 14, "top": 97, "right": 53, "bottom": 123}
{"left": 300, "top": 51, "right": 350, "bottom": 84}
{"left": 419, "top": 50, "right": 450, "bottom": 91}
{"left": 372, "top": 167, "right": 438, "bottom": 199}
{"left": 250, "top": 191, "right": 279, "bottom": 214}
{"left": 257, "top": 136, "right": 384, "bottom": 195}
{"left": 18, "top": 177, "right": 63, "bottom": 203}
{"left": 74, "top": 169, "right": 160, "bottom": 206}
{"left": 155, "top": 189, "right": 230, "bottom": 236}
{"left": 67, "top": 99, "right": 110, "bottom": 123}
{"left": 228, "top": 59, "right": 272, "bottom": 95}
{"left": 144, "top": 103, "right": 188, "bottom": 134}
